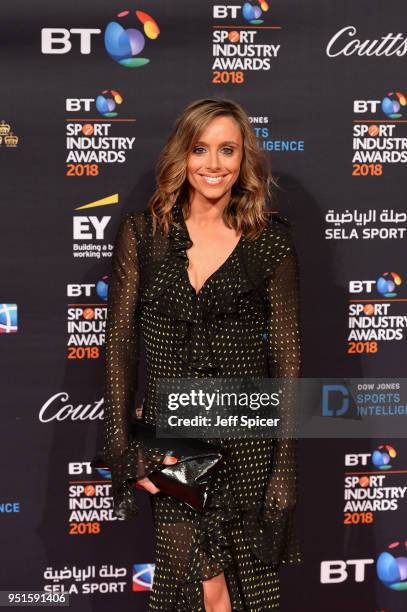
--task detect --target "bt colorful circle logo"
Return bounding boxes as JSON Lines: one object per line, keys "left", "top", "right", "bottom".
{"left": 381, "top": 91, "right": 406, "bottom": 119}
{"left": 95, "top": 466, "right": 111, "bottom": 479}
{"left": 96, "top": 90, "right": 123, "bottom": 117}
{"left": 372, "top": 444, "right": 397, "bottom": 470}
{"left": 104, "top": 9, "right": 160, "bottom": 67}
{"left": 96, "top": 275, "right": 109, "bottom": 301}
{"left": 377, "top": 540, "right": 407, "bottom": 590}
{"left": 376, "top": 271, "right": 402, "bottom": 298}
{"left": 242, "top": 1, "right": 269, "bottom": 25}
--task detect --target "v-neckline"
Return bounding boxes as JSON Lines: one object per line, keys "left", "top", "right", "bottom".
{"left": 180, "top": 211, "right": 244, "bottom": 297}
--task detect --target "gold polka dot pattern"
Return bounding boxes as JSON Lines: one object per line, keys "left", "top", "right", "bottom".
{"left": 98, "top": 199, "right": 302, "bottom": 611}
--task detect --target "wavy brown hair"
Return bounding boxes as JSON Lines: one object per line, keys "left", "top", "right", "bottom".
{"left": 148, "top": 97, "right": 277, "bottom": 239}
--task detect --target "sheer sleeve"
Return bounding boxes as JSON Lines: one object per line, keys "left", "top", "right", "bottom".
{"left": 261, "top": 231, "right": 302, "bottom": 565}
{"left": 96, "top": 213, "right": 166, "bottom": 519}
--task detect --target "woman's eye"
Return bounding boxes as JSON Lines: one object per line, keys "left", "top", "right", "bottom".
{"left": 192, "top": 146, "right": 234, "bottom": 155}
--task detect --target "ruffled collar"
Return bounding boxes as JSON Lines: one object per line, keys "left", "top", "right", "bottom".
{"left": 168, "top": 200, "right": 193, "bottom": 263}
{"left": 141, "top": 200, "right": 274, "bottom": 314}
{"left": 139, "top": 202, "right": 293, "bottom": 374}
{"left": 167, "top": 199, "right": 248, "bottom": 297}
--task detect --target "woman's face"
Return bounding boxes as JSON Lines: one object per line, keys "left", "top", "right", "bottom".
{"left": 186, "top": 115, "right": 243, "bottom": 203}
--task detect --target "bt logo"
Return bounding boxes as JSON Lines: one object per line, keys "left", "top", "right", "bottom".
{"left": 67, "top": 280, "right": 108, "bottom": 302}
{"left": 68, "top": 462, "right": 93, "bottom": 475}
{"left": 382, "top": 91, "right": 406, "bottom": 118}
{"left": 372, "top": 444, "right": 397, "bottom": 470}
{"left": 105, "top": 10, "right": 159, "bottom": 67}
{"left": 354, "top": 90, "right": 406, "bottom": 117}
{"left": 320, "top": 559, "right": 374, "bottom": 583}
{"left": 41, "top": 9, "right": 160, "bottom": 67}
{"left": 349, "top": 272, "right": 402, "bottom": 297}
{"left": 345, "top": 453, "right": 371, "bottom": 467}
{"left": 322, "top": 543, "right": 407, "bottom": 589}
{"left": 377, "top": 540, "right": 407, "bottom": 590}
{"left": 345, "top": 445, "right": 397, "bottom": 469}
{"left": 96, "top": 90, "right": 123, "bottom": 117}
{"left": 66, "top": 90, "right": 124, "bottom": 117}
{"left": 213, "top": 2, "right": 269, "bottom": 24}
{"left": 66, "top": 90, "right": 124, "bottom": 116}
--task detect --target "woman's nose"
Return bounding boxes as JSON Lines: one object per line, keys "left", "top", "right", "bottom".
{"left": 205, "top": 150, "right": 221, "bottom": 170}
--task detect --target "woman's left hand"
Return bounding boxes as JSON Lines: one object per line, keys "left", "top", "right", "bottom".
{"left": 135, "top": 454, "right": 178, "bottom": 494}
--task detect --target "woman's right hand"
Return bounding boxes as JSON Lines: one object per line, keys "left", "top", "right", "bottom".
{"left": 135, "top": 454, "right": 178, "bottom": 494}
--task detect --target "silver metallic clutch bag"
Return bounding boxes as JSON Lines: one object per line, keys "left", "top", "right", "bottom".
{"left": 131, "top": 420, "right": 224, "bottom": 512}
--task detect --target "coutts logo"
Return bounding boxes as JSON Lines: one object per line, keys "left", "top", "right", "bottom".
{"left": 39, "top": 392, "right": 104, "bottom": 422}
{"left": 326, "top": 26, "right": 407, "bottom": 58}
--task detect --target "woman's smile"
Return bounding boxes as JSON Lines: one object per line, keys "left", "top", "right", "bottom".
{"left": 198, "top": 173, "right": 228, "bottom": 185}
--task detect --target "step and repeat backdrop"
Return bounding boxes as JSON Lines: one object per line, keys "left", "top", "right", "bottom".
{"left": 1, "top": 0, "right": 407, "bottom": 610}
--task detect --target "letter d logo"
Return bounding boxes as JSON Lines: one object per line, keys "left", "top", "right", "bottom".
{"left": 322, "top": 384, "right": 349, "bottom": 416}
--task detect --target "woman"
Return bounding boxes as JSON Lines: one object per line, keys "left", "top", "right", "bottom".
{"left": 100, "top": 97, "right": 302, "bottom": 611}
